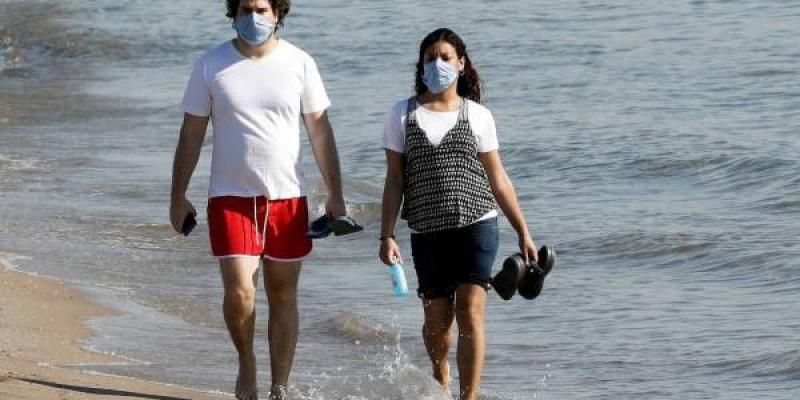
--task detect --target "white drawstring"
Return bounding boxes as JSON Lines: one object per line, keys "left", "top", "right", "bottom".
{"left": 253, "top": 196, "right": 269, "bottom": 250}
{"left": 262, "top": 198, "right": 268, "bottom": 249}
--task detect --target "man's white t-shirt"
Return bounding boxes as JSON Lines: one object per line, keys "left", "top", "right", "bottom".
{"left": 182, "top": 39, "right": 331, "bottom": 199}
{"left": 382, "top": 98, "right": 500, "bottom": 224}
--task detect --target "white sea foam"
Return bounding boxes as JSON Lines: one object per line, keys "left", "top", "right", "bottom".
{"left": 0, "top": 154, "right": 41, "bottom": 171}
{"left": 0, "top": 251, "right": 30, "bottom": 270}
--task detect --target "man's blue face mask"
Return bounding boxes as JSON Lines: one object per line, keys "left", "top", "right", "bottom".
{"left": 232, "top": 12, "right": 275, "bottom": 46}
{"left": 422, "top": 58, "right": 459, "bottom": 94}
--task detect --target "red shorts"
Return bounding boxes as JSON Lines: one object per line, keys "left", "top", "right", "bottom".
{"left": 207, "top": 196, "right": 312, "bottom": 261}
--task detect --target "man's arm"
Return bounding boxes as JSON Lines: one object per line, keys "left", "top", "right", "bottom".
{"left": 302, "top": 110, "right": 346, "bottom": 217}
{"left": 169, "top": 113, "right": 209, "bottom": 232}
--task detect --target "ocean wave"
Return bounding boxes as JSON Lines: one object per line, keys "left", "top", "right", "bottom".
{"left": 706, "top": 349, "right": 800, "bottom": 380}
{"left": 0, "top": 3, "right": 97, "bottom": 72}
{"left": 0, "top": 250, "right": 30, "bottom": 270}
{"left": 306, "top": 178, "right": 383, "bottom": 229}
{"left": 738, "top": 69, "right": 798, "bottom": 78}
{"left": 0, "top": 2, "right": 162, "bottom": 73}
{"left": 624, "top": 154, "right": 793, "bottom": 180}
{"left": 567, "top": 229, "right": 795, "bottom": 284}
{"left": 702, "top": 156, "right": 794, "bottom": 181}
{"left": 0, "top": 36, "right": 17, "bottom": 72}
{"left": 751, "top": 197, "right": 800, "bottom": 214}
{"left": 623, "top": 155, "right": 716, "bottom": 178}
{"left": 622, "top": 153, "right": 798, "bottom": 197}
{"left": 0, "top": 153, "right": 43, "bottom": 172}
{"left": 317, "top": 312, "right": 398, "bottom": 344}
{"left": 0, "top": 1, "right": 133, "bottom": 126}
{"left": 567, "top": 231, "right": 715, "bottom": 261}
{"left": 290, "top": 357, "right": 476, "bottom": 400}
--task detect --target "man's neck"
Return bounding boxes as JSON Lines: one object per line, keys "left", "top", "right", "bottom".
{"left": 233, "top": 36, "right": 280, "bottom": 60}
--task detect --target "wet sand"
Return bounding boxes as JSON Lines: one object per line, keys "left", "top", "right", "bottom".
{"left": 0, "top": 266, "right": 228, "bottom": 400}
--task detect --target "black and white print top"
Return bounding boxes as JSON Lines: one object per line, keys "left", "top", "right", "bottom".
{"left": 401, "top": 97, "right": 497, "bottom": 233}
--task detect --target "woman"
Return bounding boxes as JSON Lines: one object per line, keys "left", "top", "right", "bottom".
{"left": 379, "top": 28, "right": 539, "bottom": 400}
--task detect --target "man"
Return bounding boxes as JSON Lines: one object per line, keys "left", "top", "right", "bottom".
{"left": 169, "top": 1, "right": 345, "bottom": 399}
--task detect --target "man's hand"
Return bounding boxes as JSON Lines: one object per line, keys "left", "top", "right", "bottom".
{"left": 170, "top": 196, "right": 197, "bottom": 234}
{"left": 325, "top": 194, "right": 346, "bottom": 218}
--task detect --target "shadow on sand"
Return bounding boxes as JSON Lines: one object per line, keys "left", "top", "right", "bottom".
{"left": 14, "top": 376, "right": 194, "bottom": 400}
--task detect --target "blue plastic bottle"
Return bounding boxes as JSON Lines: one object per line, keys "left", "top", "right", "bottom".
{"left": 388, "top": 263, "right": 408, "bottom": 297}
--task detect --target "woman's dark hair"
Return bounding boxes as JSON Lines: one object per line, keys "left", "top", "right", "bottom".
{"left": 415, "top": 28, "right": 482, "bottom": 104}
{"left": 226, "top": 0, "right": 291, "bottom": 28}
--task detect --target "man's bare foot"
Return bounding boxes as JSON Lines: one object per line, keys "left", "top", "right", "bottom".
{"left": 235, "top": 354, "right": 258, "bottom": 400}
{"left": 269, "top": 384, "right": 287, "bottom": 400}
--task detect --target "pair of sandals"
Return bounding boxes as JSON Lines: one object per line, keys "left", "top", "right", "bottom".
{"left": 492, "top": 246, "right": 556, "bottom": 301}
{"left": 307, "top": 215, "right": 363, "bottom": 239}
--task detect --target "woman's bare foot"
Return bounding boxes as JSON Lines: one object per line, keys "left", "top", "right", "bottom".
{"left": 235, "top": 354, "right": 258, "bottom": 400}
{"left": 433, "top": 361, "right": 451, "bottom": 397}
{"left": 442, "top": 384, "right": 452, "bottom": 398}
{"left": 269, "top": 384, "right": 288, "bottom": 400}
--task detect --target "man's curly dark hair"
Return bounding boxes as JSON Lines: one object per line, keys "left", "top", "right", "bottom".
{"left": 225, "top": 0, "right": 291, "bottom": 28}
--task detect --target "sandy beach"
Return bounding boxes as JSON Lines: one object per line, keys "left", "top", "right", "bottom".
{"left": 0, "top": 266, "right": 227, "bottom": 400}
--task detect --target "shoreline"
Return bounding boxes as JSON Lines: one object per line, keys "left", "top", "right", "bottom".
{"left": 0, "top": 265, "right": 228, "bottom": 400}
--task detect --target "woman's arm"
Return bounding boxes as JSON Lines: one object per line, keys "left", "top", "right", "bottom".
{"left": 479, "top": 151, "right": 539, "bottom": 263}
{"left": 379, "top": 149, "right": 405, "bottom": 265}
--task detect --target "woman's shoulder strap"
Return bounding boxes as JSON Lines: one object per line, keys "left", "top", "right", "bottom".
{"left": 458, "top": 97, "right": 469, "bottom": 121}
{"left": 405, "top": 96, "right": 418, "bottom": 122}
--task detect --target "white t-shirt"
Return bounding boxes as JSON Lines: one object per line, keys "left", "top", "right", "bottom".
{"left": 182, "top": 39, "right": 331, "bottom": 199}
{"left": 382, "top": 99, "right": 499, "bottom": 154}
{"left": 382, "top": 98, "right": 500, "bottom": 225}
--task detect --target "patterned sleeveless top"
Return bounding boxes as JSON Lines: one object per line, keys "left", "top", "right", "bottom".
{"left": 401, "top": 97, "right": 496, "bottom": 232}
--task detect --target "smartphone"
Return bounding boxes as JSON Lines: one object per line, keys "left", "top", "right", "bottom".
{"left": 181, "top": 214, "right": 197, "bottom": 236}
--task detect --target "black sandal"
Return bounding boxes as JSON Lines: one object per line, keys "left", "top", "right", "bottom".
{"left": 492, "top": 253, "right": 528, "bottom": 300}
{"left": 307, "top": 215, "right": 363, "bottom": 239}
{"left": 518, "top": 246, "right": 556, "bottom": 300}
{"left": 307, "top": 215, "right": 333, "bottom": 239}
{"left": 329, "top": 215, "right": 363, "bottom": 236}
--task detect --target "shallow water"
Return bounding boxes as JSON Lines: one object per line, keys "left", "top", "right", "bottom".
{"left": 1, "top": 0, "right": 799, "bottom": 398}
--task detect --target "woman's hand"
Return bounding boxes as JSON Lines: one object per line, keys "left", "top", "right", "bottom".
{"left": 519, "top": 233, "right": 539, "bottom": 265}
{"left": 379, "top": 237, "right": 403, "bottom": 266}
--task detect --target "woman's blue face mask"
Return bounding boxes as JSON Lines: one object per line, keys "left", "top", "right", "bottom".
{"left": 233, "top": 12, "right": 275, "bottom": 46}
{"left": 423, "top": 58, "right": 459, "bottom": 94}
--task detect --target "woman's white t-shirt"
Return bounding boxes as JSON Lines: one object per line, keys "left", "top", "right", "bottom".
{"left": 382, "top": 99, "right": 499, "bottom": 153}
{"left": 382, "top": 98, "right": 500, "bottom": 225}
{"left": 182, "top": 40, "right": 331, "bottom": 199}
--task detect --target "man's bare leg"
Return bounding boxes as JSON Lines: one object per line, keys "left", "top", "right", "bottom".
{"left": 422, "top": 297, "right": 456, "bottom": 395}
{"left": 455, "top": 284, "right": 487, "bottom": 400}
{"left": 263, "top": 258, "right": 302, "bottom": 399}
{"left": 220, "top": 257, "right": 260, "bottom": 400}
